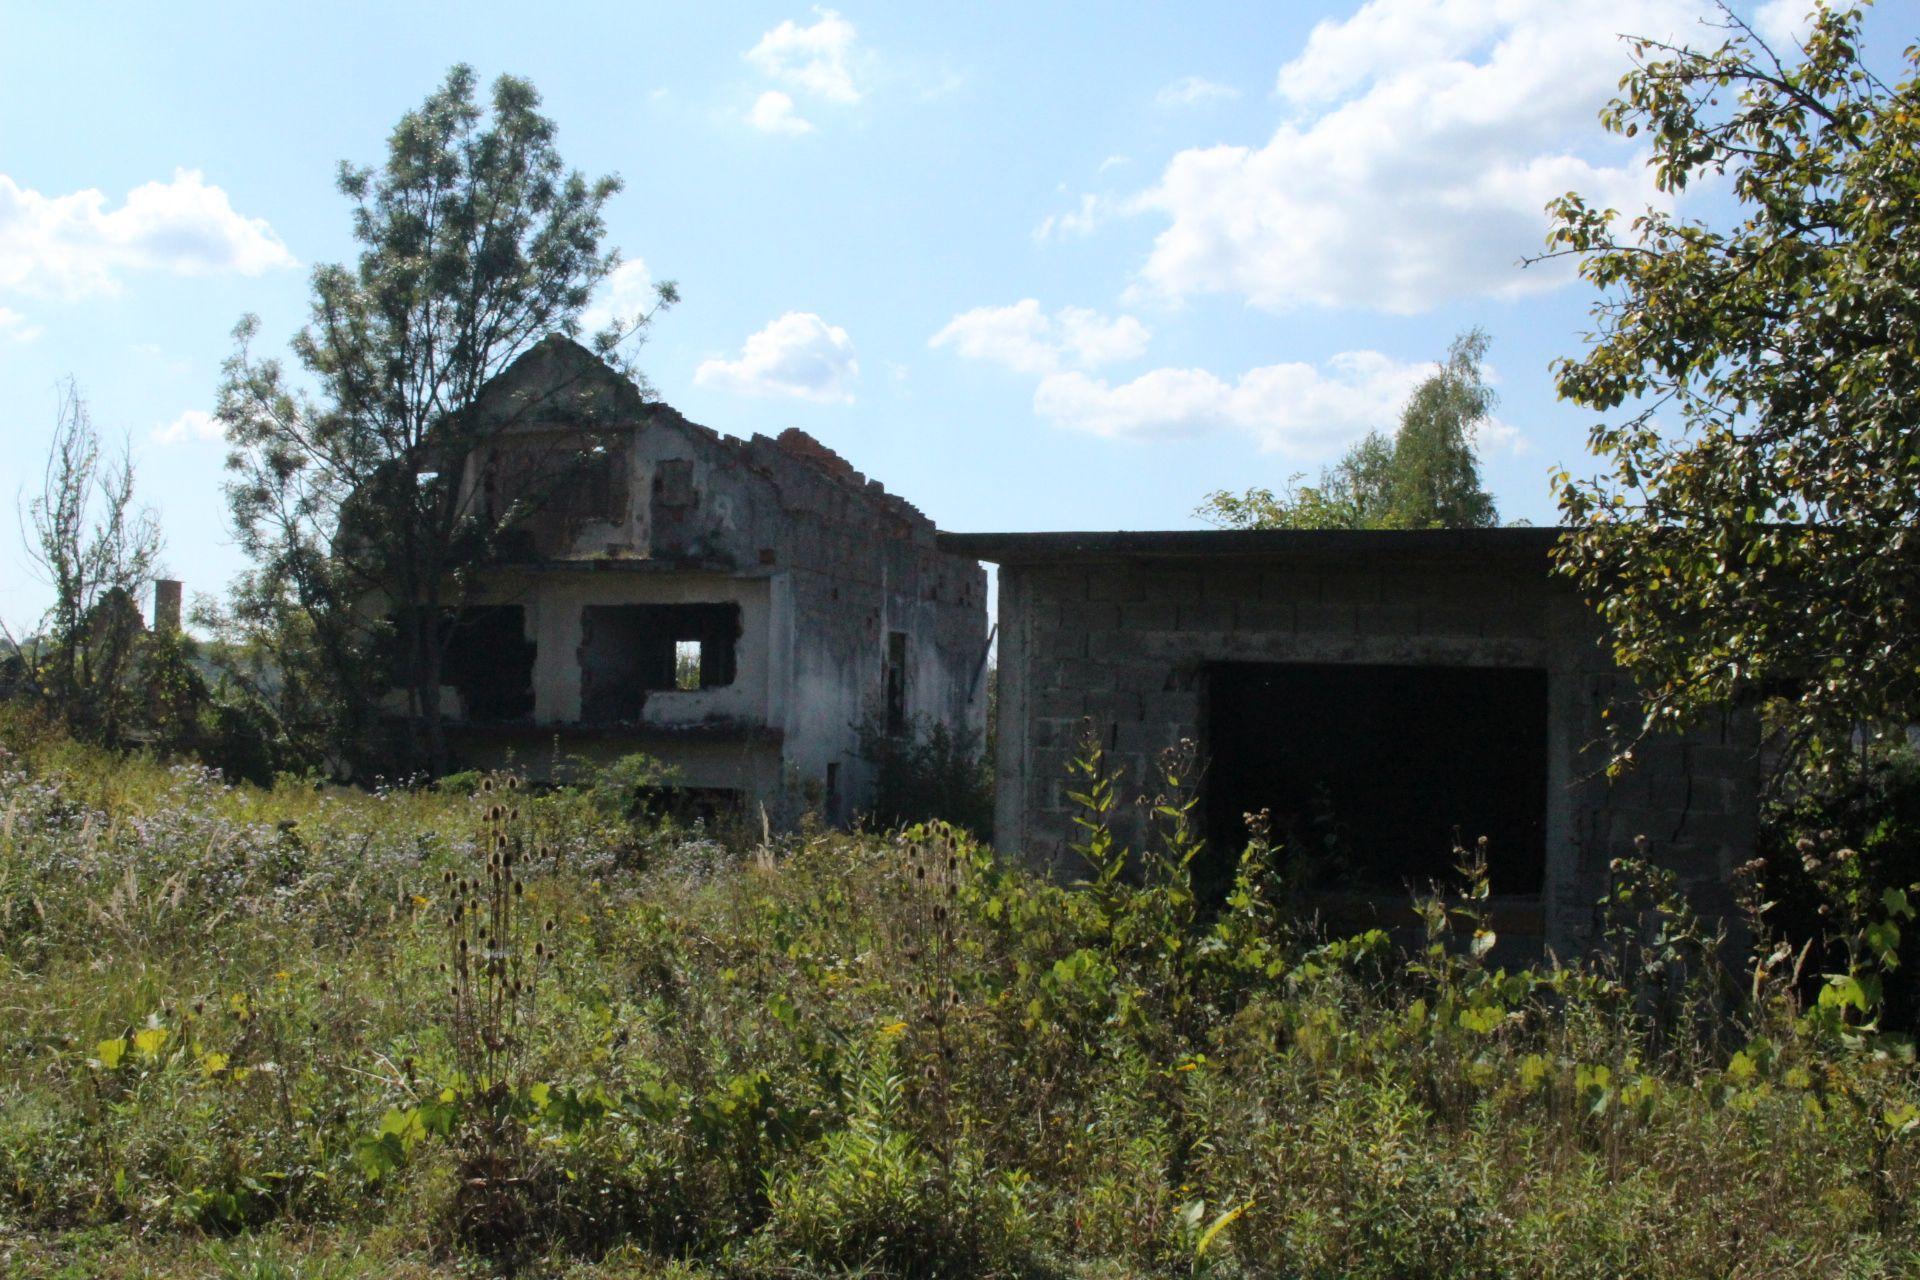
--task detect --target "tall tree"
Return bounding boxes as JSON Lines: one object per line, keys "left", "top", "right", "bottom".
{"left": 10, "top": 381, "right": 162, "bottom": 746}
{"left": 1197, "top": 329, "right": 1500, "bottom": 531}
{"left": 218, "top": 66, "right": 673, "bottom": 773}
{"left": 1541, "top": 3, "right": 1918, "bottom": 770}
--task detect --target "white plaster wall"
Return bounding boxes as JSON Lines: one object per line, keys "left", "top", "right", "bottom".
{"left": 778, "top": 578, "right": 870, "bottom": 816}
{"left": 475, "top": 572, "right": 775, "bottom": 727}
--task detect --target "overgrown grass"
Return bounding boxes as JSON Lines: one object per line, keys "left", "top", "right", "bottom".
{"left": 0, "top": 720, "right": 1915, "bottom": 1277}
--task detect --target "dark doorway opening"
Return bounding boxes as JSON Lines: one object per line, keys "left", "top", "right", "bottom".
{"left": 579, "top": 603, "right": 741, "bottom": 724}
{"left": 442, "top": 607, "right": 537, "bottom": 722}
{"left": 1204, "top": 662, "right": 1548, "bottom": 896}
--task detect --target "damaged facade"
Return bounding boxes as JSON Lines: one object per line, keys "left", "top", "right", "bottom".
{"left": 415, "top": 335, "right": 988, "bottom": 821}
{"left": 942, "top": 528, "right": 1761, "bottom": 957}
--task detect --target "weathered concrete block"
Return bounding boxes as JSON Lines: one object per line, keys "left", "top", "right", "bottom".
{"left": 1293, "top": 602, "right": 1358, "bottom": 634}
{"left": 1030, "top": 626, "right": 1088, "bottom": 661}
{"left": 1259, "top": 568, "right": 1323, "bottom": 601}
{"left": 1058, "top": 601, "right": 1122, "bottom": 635}
{"left": 1353, "top": 604, "right": 1424, "bottom": 637}
{"left": 1201, "top": 565, "right": 1269, "bottom": 603}
{"left": 1177, "top": 601, "right": 1235, "bottom": 631}
{"left": 1120, "top": 601, "right": 1180, "bottom": 631}
{"left": 1047, "top": 658, "right": 1115, "bottom": 694}
{"left": 1320, "top": 573, "right": 1384, "bottom": 605}
{"left": 1084, "top": 566, "right": 1136, "bottom": 602}
{"left": 1411, "top": 604, "right": 1487, "bottom": 639}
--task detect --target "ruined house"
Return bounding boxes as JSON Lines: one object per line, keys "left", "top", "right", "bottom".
{"left": 417, "top": 336, "right": 989, "bottom": 821}
{"left": 941, "top": 528, "right": 1761, "bottom": 956}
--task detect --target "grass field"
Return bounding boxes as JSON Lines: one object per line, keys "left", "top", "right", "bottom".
{"left": 1, "top": 721, "right": 1916, "bottom": 1278}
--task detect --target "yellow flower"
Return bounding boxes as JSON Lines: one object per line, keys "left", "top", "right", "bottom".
{"left": 880, "top": 1020, "right": 909, "bottom": 1038}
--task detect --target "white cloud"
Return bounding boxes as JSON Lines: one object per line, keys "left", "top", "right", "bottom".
{"left": 1034, "top": 193, "right": 1115, "bottom": 243}
{"left": 0, "top": 168, "right": 295, "bottom": 299}
{"left": 1754, "top": 0, "right": 1822, "bottom": 48}
{"left": 1472, "top": 414, "right": 1529, "bottom": 456}
{"left": 748, "top": 8, "right": 861, "bottom": 104}
{"left": 1098, "top": 154, "right": 1132, "bottom": 173}
{"left": 930, "top": 300, "right": 1150, "bottom": 375}
{"left": 151, "top": 409, "right": 222, "bottom": 446}
{"left": 695, "top": 311, "right": 858, "bottom": 403}
{"left": 748, "top": 90, "right": 815, "bottom": 135}
{"left": 0, "top": 305, "right": 40, "bottom": 342}
{"left": 1033, "top": 349, "right": 1432, "bottom": 454}
{"left": 1135, "top": 0, "right": 1701, "bottom": 313}
{"left": 1156, "top": 76, "right": 1241, "bottom": 107}
{"left": 579, "top": 259, "right": 657, "bottom": 334}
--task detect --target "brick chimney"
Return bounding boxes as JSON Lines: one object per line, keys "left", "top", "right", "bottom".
{"left": 153, "top": 579, "right": 183, "bottom": 634}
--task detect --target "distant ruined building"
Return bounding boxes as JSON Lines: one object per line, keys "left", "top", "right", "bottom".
{"left": 393, "top": 333, "right": 1759, "bottom": 956}
{"left": 398, "top": 335, "right": 989, "bottom": 822}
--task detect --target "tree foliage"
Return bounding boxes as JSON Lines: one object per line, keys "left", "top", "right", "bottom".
{"left": 1545, "top": 2, "right": 1920, "bottom": 769}
{"left": 217, "top": 66, "right": 673, "bottom": 773}
{"left": 7, "top": 382, "right": 162, "bottom": 747}
{"left": 1197, "top": 330, "right": 1500, "bottom": 530}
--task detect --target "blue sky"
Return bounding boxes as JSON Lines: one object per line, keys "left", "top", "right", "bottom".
{"left": 0, "top": 0, "right": 1881, "bottom": 629}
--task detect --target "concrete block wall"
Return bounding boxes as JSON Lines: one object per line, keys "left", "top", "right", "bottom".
{"left": 993, "top": 550, "right": 1760, "bottom": 955}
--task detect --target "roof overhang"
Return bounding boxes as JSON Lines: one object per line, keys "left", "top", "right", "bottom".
{"left": 936, "top": 527, "right": 1564, "bottom": 566}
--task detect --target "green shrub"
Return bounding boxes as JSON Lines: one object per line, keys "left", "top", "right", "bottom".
{"left": 858, "top": 716, "right": 993, "bottom": 837}
{"left": 0, "top": 724, "right": 1915, "bottom": 1277}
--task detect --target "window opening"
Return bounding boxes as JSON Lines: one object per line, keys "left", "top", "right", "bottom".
{"left": 579, "top": 603, "right": 740, "bottom": 723}
{"left": 884, "top": 630, "right": 909, "bottom": 736}
{"left": 386, "top": 606, "right": 536, "bottom": 723}
{"left": 675, "top": 640, "right": 703, "bottom": 691}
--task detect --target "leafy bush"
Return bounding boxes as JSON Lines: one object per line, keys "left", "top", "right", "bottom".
{"left": 857, "top": 716, "right": 993, "bottom": 837}
{"left": 1762, "top": 734, "right": 1920, "bottom": 1030}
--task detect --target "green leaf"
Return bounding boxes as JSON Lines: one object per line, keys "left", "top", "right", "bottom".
{"left": 1819, "top": 974, "right": 1870, "bottom": 1013}
{"left": 1457, "top": 1004, "right": 1505, "bottom": 1034}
